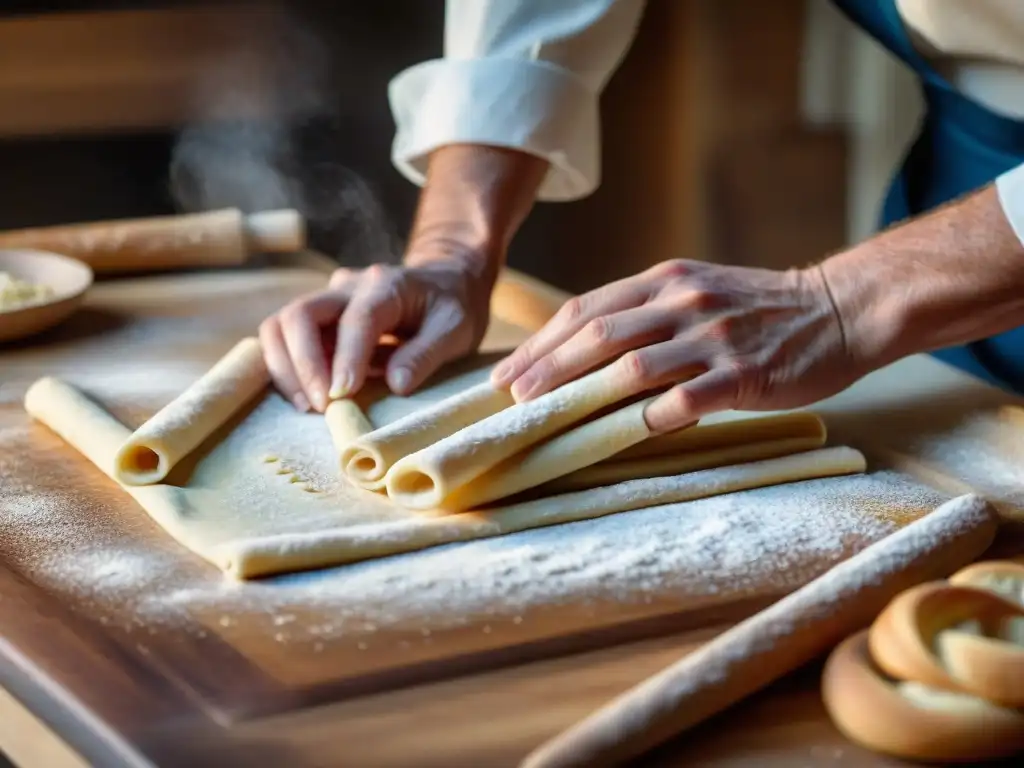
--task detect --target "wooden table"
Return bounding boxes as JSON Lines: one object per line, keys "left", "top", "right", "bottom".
{"left": 2, "top": 255, "right": 1023, "bottom": 768}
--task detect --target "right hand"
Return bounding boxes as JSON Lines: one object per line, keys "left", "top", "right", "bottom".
{"left": 259, "top": 253, "right": 494, "bottom": 413}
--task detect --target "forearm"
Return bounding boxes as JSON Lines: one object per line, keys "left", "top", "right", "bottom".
{"left": 818, "top": 184, "right": 1024, "bottom": 368}
{"left": 405, "top": 144, "right": 548, "bottom": 286}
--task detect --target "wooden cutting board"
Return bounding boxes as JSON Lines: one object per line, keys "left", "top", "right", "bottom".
{"left": 0, "top": 257, "right": 1013, "bottom": 768}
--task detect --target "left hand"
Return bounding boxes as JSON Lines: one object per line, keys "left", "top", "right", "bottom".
{"left": 490, "top": 259, "right": 859, "bottom": 433}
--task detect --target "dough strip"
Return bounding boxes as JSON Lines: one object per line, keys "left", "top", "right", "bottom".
{"left": 521, "top": 493, "right": 999, "bottom": 768}
{"left": 544, "top": 434, "right": 826, "bottom": 493}
{"left": 611, "top": 411, "right": 825, "bottom": 461}
{"left": 221, "top": 446, "right": 868, "bottom": 578}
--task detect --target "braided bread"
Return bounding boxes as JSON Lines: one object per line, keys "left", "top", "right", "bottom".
{"left": 823, "top": 559, "right": 1024, "bottom": 762}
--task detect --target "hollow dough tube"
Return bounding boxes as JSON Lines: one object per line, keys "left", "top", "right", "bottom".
{"left": 611, "top": 411, "right": 825, "bottom": 462}
{"left": 439, "top": 397, "right": 655, "bottom": 512}
{"left": 385, "top": 365, "right": 635, "bottom": 510}
{"left": 24, "top": 377, "right": 191, "bottom": 545}
{"left": 221, "top": 446, "right": 868, "bottom": 578}
{"left": 521, "top": 493, "right": 999, "bottom": 768}
{"left": 339, "top": 383, "right": 514, "bottom": 490}
{"left": 113, "top": 337, "right": 269, "bottom": 485}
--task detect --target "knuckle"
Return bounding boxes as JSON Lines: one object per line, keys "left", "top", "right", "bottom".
{"left": 724, "top": 357, "right": 756, "bottom": 382}
{"left": 582, "top": 317, "right": 615, "bottom": 347}
{"left": 617, "top": 350, "right": 651, "bottom": 385}
{"left": 258, "top": 315, "right": 279, "bottom": 339}
{"left": 664, "top": 385, "right": 698, "bottom": 415}
{"left": 532, "top": 355, "right": 563, "bottom": 382}
{"left": 364, "top": 263, "right": 389, "bottom": 281}
{"left": 705, "top": 316, "right": 733, "bottom": 339}
{"left": 652, "top": 259, "right": 689, "bottom": 280}
{"left": 278, "top": 300, "right": 311, "bottom": 328}
{"left": 688, "top": 288, "right": 721, "bottom": 313}
{"left": 559, "top": 297, "right": 585, "bottom": 324}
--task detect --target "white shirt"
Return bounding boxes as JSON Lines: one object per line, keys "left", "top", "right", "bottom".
{"left": 388, "top": 0, "right": 1024, "bottom": 241}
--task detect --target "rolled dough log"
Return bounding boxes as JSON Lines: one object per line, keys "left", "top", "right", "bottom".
{"left": 340, "top": 382, "right": 514, "bottom": 491}
{"left": 437, "top": 397, "right": 655, "bottom": 512}
{"left": 113, "top": 337, "right": 268, "bottom": 485}
{"left": 610, "top": 411, "right": 825, "bottom": 462}
{"left": 25, "top": 374, "right": 869, "bottom": 581}
{"left": 324, "top": 398, "right": 374, "bottom": 453}
{"left": 385, "top": 365, "right": 635, "bottom": 510}
{"left": 543, "top": 434, "right": 826, "bottom": 493}
{"left": 521, "top": 493, "right": 998, "bottom": 768}
{"left": 220, "top": 446, "right": 867, "bottom": 578}
{"left": 25, "top": 376, "right": 197, "bottom": 546}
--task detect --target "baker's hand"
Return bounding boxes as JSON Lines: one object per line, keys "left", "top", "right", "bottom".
{"left": 260, "top": 253, "right": 493, "bottom": 412}
{"left": 491, "top": 259, "right": 859, "bottom": 434}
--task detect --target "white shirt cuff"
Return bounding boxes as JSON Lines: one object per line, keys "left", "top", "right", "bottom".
{"left": 388, "top": 57, "right": 600, "bottom": 202}
{"left": 996, "top": 162, "right": 1024, "bottom": 247}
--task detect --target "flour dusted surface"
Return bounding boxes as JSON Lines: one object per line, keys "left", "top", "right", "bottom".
{"left": 1, "top": 436, "right": 948, "bottom": 649}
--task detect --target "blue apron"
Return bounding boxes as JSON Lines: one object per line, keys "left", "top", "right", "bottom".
{"left": 833, "top": 0, "right": 1024, "bottom": 393}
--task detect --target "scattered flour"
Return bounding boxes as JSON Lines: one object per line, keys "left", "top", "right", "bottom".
{"left": 904, "top": 411, "right": 1024, "bottom": 513}
{"left": 531, "top": 494, "right": 994, "bottom": 765}
{"left": 2, "top": 432, "right": 950, "bottom": 647}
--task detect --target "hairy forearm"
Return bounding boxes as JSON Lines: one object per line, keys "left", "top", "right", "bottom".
{"left": 819, "top": 185, "right": 1024, "bottom": 368}
{"left": 405, "top": 144, "right": 549, "bottom": 285}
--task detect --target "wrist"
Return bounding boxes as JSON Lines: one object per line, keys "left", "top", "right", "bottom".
{"left": 817, "top": 185, "right": 1024, "bottom": 370}
{"left": 404, "top": 143, "right": 548, "bottom": 279}
{"left": 814, "top": 245, "right": 905, "bottom": 373}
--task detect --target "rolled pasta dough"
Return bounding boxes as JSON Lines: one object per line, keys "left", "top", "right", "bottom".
{"left": 24, "top": 373, "right": 866, "bottom": 579}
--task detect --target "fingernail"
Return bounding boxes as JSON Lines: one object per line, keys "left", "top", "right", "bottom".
{"left": 511, "top": 373, "right": 537, "bottom": 402}
{"left": 329, "top": 371, "right": 352, "bottom": 400}
{"left": 389, "top": 367, "right": 412, "bottom": 393}
{"left": 293, "top": 392, "right": 311, "bottom": 412}
{"left": 310, "top": 389, "right": 327, "bottom": 413}
{"left": 492, "top": 361, "right": 513, "bottom": 385}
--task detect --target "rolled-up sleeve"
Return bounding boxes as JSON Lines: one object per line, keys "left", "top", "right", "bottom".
{"left": 388, "top": 0, "right": 646, "bottom": 202}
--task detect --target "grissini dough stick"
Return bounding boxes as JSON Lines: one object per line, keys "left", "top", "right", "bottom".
{"left": 521, "top": 493, "right": 999, "bottom": 768}
{"left": 0, "top": 208, "right": 305, "bottom": 273}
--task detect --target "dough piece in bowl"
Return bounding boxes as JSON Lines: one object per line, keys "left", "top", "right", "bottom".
{"left": 23, "top": 375, "right": 867, "bottom": 579}
{"left": 113, "top": 337, "right": 269, "bottom": 485}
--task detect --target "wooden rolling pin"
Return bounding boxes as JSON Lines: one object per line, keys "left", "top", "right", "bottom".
{"left": 522, "top": 493, "right": 999, "bottom": 768}
{"left": 0, "top": 208, "right": 305, "bottom": 273}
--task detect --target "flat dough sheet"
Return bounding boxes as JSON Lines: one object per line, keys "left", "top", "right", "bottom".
{"left": 25, "top": 353, "right": 865, "bottom": 580}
